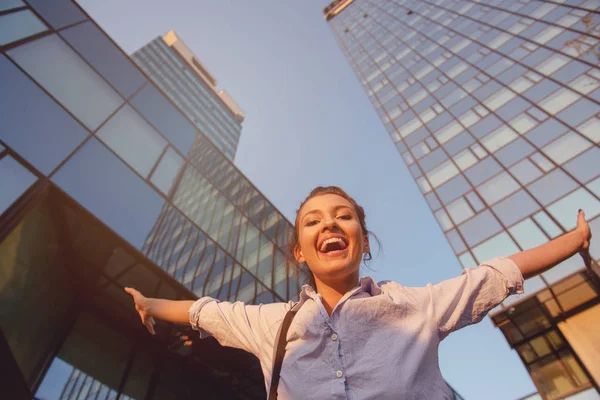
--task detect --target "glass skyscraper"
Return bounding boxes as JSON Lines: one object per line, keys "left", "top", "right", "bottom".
{"left": 324, "top": 1, "right": 600, "bottom": 399}
{"left": 132, "top": 31, "right": 244, "bottom": 161}
{"left": 0, "top": 1, "right": 303, "bottom": 398}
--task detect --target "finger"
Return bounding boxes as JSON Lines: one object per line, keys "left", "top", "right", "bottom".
{"left": 124, "top": 287, "right": 138, "bottom": 297}
{"left": 146, "top": 320, "right": 156, "bottom": 335}
{"left": 578, "top": 209, "right": 586, "bottom": 224}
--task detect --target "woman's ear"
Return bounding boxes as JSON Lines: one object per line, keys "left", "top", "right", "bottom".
{"left": 294, "top": 245, "right": 306, "bottom": 263}
{"left": 363, "top": 235, "right": 370, "bottom": 253}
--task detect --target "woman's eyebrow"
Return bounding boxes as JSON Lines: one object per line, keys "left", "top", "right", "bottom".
{"left": 301, "top": 205, "right": 353, "bottom": 221}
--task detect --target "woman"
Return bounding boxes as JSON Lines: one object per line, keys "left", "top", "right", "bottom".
{"left": 126, "top": 186, "right": 593, "bottom": 399}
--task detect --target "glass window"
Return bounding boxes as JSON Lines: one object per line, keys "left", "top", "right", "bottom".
{"left": 426, "top": 159, "right": 460, "bottom": 188}
{"left": 60, "top": 21, "right": 147, "bottom": 99}
{"left": 532, "top": 26, "right": 563, "bottom": 45}
{"left": 8, "top": 34, "right": 123, "bottom": 131}
{"left": 509, "top": 77, "right": 534, "bottom": 93}
{"left": 458, "top": 210, "right": 503, "bottom": 247}
{"left": 466, "top": 191, "right": 485, "bottom": 212}
{"left": 150, "top": 147, "right": 184, "bottom": 196}
{"left": 547, "top": 188, "right": 600, "bottom": 231}
{"left": 509, "top": 218, "right": 548, "bottom": 250}
{"left": 564, "top": 147, "right": 600, "bottom": 184}
{"left": 52, "top": 138, "right": 165, "bottom": 249}
{"left": 537, "top": 54, "right": 570, "bottom": 76}
{"left": 435, "top": 209, "right": 453, "bottom": 231}
{"left": 533, "top": 211, "right": 563, "bottom": 239}
{"left": 453, "top": 149, "right": 477, "bottom": 171}
{"left": 465, "top": 156, "right": 502, "bottom": 186}
{"left": 509, "top": 113, "right": 537, "bottom": 134}
{"left": 539, "top": 88, "right": 580, "bottom": 115}
{"left": 446, "top": 229, "right": 467, "bottom": 253}
{"left": 0, "top": 54, "right": 89, "bottom": 175}
{"left": 0, "top": 0, "right": 25, "bottom": 11}
{"left": 434, "top": 121, "right": 463, "bottom": 144}
{"left": 542, "top": 132, "right": 592, "bottom": 165}
{"left": 588, "top": 177, "right": 600, "bottom": 198}
{"left": 472, "top": 232, "right": 519, "bottom": 263}
{"left": 478, "top": 172, "right": 520, "bottom": 205}
{"left": 130, "top": 84, "right": 197, "bottom": 154}
{"left": 493, "top": 189, "right": 541, "bottom": 227}
{"left": 530, "top": 152, "right": 554, "bottom": 172}
{"left": 577, "top": 117, "right": 600, "bottom": 143}
{"left": 0, "top": 9, "right": 47, "bottom": 46}
{"left": 510, "top": 159, "right": 543, "bottom": 185}
{"left": 0, "top": 155, "right": 37, "bottom": 216}
{"left": 528, "top": 169, "right": 578, "bottom": 206}
{"left": 459, "top": 252, "right": 477, "bottom": 269}
{"left": 436, "top": 174, "right": 471, "bottom": 204}
{"left": 97, "top": 105, "right": 167, "bottom": 177}
{"left": 484, "top": 89, "right": 516, "bottom": 111}
{"left": 27, "top": 0, "right": 86, "bottom": 29}
{"left": 447, "top": 197, "right": 474, "bottom": 224}
{"left": 569, "top": 74, "right": 600, "bottom": 95}
{"left": 481, "top": 125, "right": 518, "bottom": 153}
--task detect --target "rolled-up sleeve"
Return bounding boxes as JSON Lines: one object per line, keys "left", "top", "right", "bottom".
{"left": 188, "top": 297, "right": 289, "bottom": 358}
{"left": 429, "top": 257, "right": 524, "bottom": 340}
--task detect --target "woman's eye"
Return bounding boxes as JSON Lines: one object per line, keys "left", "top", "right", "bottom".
{"left": 338, "top": 214, "right": 352, "bottom": 220}
{"left": 305, "top": 220, "right": 319, "bottom": 227}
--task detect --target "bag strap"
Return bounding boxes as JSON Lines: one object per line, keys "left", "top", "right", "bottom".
{"left": 268, "top": 309, "right": 298, "bottom": 400}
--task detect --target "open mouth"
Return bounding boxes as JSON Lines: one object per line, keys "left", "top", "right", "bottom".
{"left": 318, "top": 237, "right": 349, "bottom": 255}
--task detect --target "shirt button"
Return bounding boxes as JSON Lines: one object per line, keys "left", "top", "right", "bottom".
{"left": 331, "top": 333, "right": 338, "bottom": 341}
{"left": 336, "top": 370, "right": 344, "bottom": 378}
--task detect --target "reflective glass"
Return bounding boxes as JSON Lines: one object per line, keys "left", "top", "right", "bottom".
{"left": 427, "top": 160, "right": 460, "bottom": 188}
{"left": 0, "top": 0, "right": 25, "bottom": 11}
{"left": 533, "top": 211, "right": 563, "bottom": 239}
{"left": 8, "top": 34, "right": 123, "bottom": 131}
{"left": 52, "top": 138, "right": 165, "bottom": 249}
{"left": 493, "top": 189, "right": 541, "bottom": 227}
{"left": 446, "top": 229, "right": 467, "bottom": 253}
{"left": 0, "top": 55, "right": 88, "bottom": 175}
{"left": 0, "top": 155, "right": 37, "bottom": 216}
{"left": 547, "top": 188, "right": 600, "bottom": 231}
{"left": 477, "top": 172, "right": 520, "bottom": 205}
{"left": 563, "top": 147, "right": 600, "bottom": 184}
{"left": 0, "top": 9, "right": 47, "bottom": 46}
{"left": 97, "top": 105, "right": 167, "bottom": 177}
{"left": 27, "top": 0, "right": 86, "bottom": 29}
{"left": 436, "top": 174, "right": 471, "bottom": 204}
{"left": 465, "top": 157, "right": 502, "bottom": 186}
{"left": 588, "top": 177, "right": 600, "bottom": 198}
{"left": 528, "top": 169, "right": 578, "bottom": 206}
{"left": 577, "top": 117, "right": 600, "bottom": 143}
{"left": 509, "top": 218, "right": 548, "bottom": 250}
{"left": 472, "top": 232, "right": 519, "bottom": 264}
{"left": 446, "top": 197, "right": 474, "bottom": 225}
{"left": 130, "top": 84, "right": 197, "bottom": 154}
{"left": 458, "top": 210, "right": 503, "bottom": 247}
{"left": 150, "top": 147, "right": 184, "bottom": 196}
{"left": 60, "top": 21, "right": 147, "bottom": 99}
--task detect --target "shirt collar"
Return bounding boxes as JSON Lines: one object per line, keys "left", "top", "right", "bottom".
{"left": 296, "top": 276, "right": 382, "bottom": 310}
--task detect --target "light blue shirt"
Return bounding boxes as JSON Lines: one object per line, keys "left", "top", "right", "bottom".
{"left": 189, "top": 258, "right": 523, "bottom": 399}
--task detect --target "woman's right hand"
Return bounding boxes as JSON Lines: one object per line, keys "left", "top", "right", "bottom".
{"left": 125, "top": 287, "right": 156, "bottom": 335}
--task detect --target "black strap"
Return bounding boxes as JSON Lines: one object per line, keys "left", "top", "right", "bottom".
{"left": 268, "top": 309, "right": 297, "bottom": 400}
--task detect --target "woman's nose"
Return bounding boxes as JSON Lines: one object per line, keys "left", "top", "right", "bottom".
{"left": 321, "top": 216, "right": 338, "bottom": 231}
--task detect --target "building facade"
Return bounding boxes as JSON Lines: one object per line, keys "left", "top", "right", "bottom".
{"left": 132, "top": 31, "right": 244, "bottom": 161}
{"left": 324, "top": 0, "right": 600, "bottom": 399}
{"left": 0, "top": 1, "right": 304, "bottom": 398}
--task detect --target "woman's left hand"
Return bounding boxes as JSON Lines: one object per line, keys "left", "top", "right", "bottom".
{"left": 577, "top": 210, "right": 592, "bottom": 268}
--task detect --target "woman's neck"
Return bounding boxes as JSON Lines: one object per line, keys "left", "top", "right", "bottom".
{"left": 314, "top": 273, "right": 359, "bottom": 316}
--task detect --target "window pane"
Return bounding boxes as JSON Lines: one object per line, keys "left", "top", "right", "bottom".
{"left": 97, "top": 105, "right": 166, "bottom": 177}
{"left": 492, "top": 189, "right": 541, "bottom": 227}
{"left": 150, "top": 148, "right": 184, "bottom": 196}
{"left": 564, "top": 147, "right": 600, "bottom": 183}
{"left": 0, "top": 155, "right": 37, "bottom": 216}
{"left": 459, "top": 252, "right": 477, "bottom": 269}
{"left": 465, "top": 156, "right": 502, "bottom": 186}
{"left": 472, "top": 232, "right": 519, "bottom": 263}
{"left": 577, "top": 117, "right": 600, "bottom": 143}
{"left": 129, "top": 84, "right": 197, "bottom": 154}
{"left": 539, "top": 88, "right": 580, "bottom": 114}
{"left": 547, "top": 188, "right": 600, "bottom": 231}
{"left": 427, "top": 160, "right": 460, "bottom": 188}
{"left": 435, "top": 209, "right": 453, "bottom": 231}
{"left": 0, "top": 0, "right": 25, "bottom": 11}
{"left": 533, "top": 211, "right": 563, "bottom": 238}
{"left": 437, "top": 174, "right": 471, "bottom": 204}
{"left": 0, "top": 54, "right": 88, "bottom": 175}
{"left": 27, "top": 0, "right": 86, "bottom": 29}
{"left": 542, "top": 132, "right": 592, "bottom": 165}
{"left": 528, "top": 169, "right": 578, "bottom": 206}
{"left": 447, "top": 197, "right": 474, "bottom": 224}
{"left": 477, "top": 172, "right": 520, "bottom": 205}
{"left": 0, "top": 9, "right": 47, "bottom": 46}
{"left": 52, "top": 138, "right": 165, "bottom": 249}
{"left": 60, "top": 21, "right": 147, "bottom": 99}
{"left": 509, "top": 218, "right": 548, "bottom": 250}
{"left": 510, "top": 159, "right": 542, "bottom": 185}
{"left": 8, "top": 34, "right": 123, "bottom": 131}
{"left": 458, "top": 210, "right": 503, "bottom": 247}
{"left": 446, "top": 229, "right": 467, "bottom": 253}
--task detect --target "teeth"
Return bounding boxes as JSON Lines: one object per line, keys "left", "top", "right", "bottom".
{"left": 320, "top": 237, "right": 346, "bottom": 252}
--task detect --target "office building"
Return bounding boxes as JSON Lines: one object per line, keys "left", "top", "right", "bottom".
{"left": 0, "top": 1, "right": 303, "bottom": 398}
{"left": 324, "top": 1, "right": 600, "bottom": 399}
{"left": 132, "top": 30, "right": 244, "bottom": 160}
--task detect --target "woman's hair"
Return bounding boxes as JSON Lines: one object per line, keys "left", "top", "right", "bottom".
{"left": 288, "top": 186, "right": 380, "bottom": 289}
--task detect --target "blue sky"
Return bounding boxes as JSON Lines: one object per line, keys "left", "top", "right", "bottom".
{"left": 78, "top": 1, "right": 536, "bottom": 398}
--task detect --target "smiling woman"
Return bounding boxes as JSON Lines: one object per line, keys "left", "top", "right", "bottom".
{"left": 125, "top": 185, "right": 592, "bottom": 400}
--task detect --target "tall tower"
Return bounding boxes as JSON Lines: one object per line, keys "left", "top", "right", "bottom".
{"left": 324, "top": 1, "right": 600, "bottom": 398}
{"left": 132, "top": 30, "right": 244, "bottom": 160}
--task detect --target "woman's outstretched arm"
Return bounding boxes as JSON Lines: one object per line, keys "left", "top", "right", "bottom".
{"left": 508, "top": 210, "right": 592, "bottom": 280}
{"left": 125, "top": 287, "right": 194, "bottom": 335}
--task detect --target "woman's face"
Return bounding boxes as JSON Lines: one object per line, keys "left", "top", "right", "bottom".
{"left": 294, "top": 194, "right": 369, "bottom": 284}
